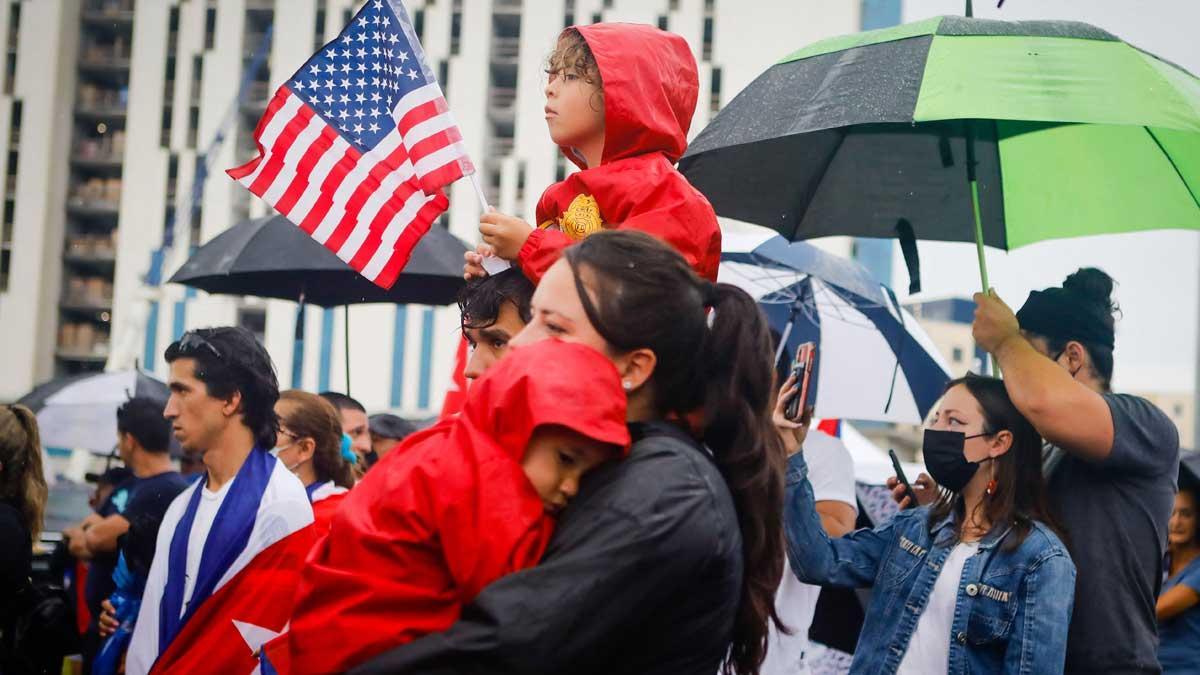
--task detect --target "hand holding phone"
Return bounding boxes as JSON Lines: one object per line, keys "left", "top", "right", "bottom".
{"left": 785, "top": 342, "right": 816, "bottom": 422}
{"left": 888, "top": 449, "right": 920, "bottom": 510}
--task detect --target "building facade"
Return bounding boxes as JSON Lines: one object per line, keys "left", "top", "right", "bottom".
{"left": 0, "top": 0, "right": 865, "bottom": 416}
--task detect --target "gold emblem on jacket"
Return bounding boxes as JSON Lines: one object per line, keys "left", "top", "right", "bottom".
{"left": 539, "top": 194, "right": 604, "bottom": 241}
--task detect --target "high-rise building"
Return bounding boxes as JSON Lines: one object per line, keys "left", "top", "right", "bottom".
{"left": 0, "top": 0, "right": 863, "bottom": 415}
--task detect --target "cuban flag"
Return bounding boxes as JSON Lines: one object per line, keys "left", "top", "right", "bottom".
{"left": 126, "top": 450, "right": 314, "bottom": 675}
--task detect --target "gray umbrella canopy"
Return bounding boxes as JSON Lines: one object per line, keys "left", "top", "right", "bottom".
{"left": 17, "top": 370, "right": 178, "bottom": 455}
{"left": 169, "top": 215, "right": 469, "bottom": 307}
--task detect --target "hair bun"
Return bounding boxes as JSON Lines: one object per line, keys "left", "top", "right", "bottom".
{"left": 1063, "top": 267, "right": 1116, "bottom": 314}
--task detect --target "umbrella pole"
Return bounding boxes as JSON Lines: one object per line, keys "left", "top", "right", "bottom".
{"left": 344, "top": 305, "right": 351, "bottom": 395}
{"left": 964, "top": 119, "right": 995, "bottom": 375}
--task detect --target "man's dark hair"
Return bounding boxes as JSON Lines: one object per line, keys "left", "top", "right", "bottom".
{"left": 116, "top": 396, "right": 171, "bottom": 453}
{"left": 319, "top": 391, "right": 366, "bottom": 414}
{"left": 458, "top": 269, "right": 534, "bottom": 331}
{"left": 164, "top": 327, "right": 280, "bottom": 450}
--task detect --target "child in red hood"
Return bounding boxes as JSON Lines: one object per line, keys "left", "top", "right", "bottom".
{"left": 469, "top": 23, "right": 721, "bottom": 284}
{"left": 262, "top": 339, "right": 630, "bottom": 675}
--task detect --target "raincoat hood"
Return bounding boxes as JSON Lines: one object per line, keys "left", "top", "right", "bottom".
{"left": 565, "top": 23, "right": 699, "bottom": 168}
{"left": 458, "top": 339, "right": 631, "bottom": 460}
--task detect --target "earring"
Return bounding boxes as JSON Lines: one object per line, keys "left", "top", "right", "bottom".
{"left": 985, "top": 463, "right": 998, "bottom": 496}
{"left": 622, "top": 380, "right": 633, "bottom": 392}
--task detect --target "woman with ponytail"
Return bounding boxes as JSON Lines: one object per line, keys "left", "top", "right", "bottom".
{"left": 0, "top": 404, "right": 49, "bottom": 670}
{"left": 972, "top": 268, "right": 1180, "bottom": 672}
{"left": 355, "top": 229, "right": 785, "bottom": 675}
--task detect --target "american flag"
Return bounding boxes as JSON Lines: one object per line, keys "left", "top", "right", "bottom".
{"left": 228, "top": 0, "right": 473, "bottom": 288}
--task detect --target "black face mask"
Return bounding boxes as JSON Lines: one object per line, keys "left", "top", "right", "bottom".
{"left": 922, "top": 429, "right": 992, "bottom": 493}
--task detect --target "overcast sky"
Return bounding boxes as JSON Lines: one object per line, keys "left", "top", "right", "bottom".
{"left": 878, "top": 0, "right": 1200, "bottom": 393}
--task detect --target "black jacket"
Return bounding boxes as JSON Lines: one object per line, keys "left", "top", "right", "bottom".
{"left": 350, "top": 421, "right": 743, "bottom": 675}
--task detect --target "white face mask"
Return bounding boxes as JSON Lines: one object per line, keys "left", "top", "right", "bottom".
{"left": 269, "top": 443, "right": 303, "bottom": 473}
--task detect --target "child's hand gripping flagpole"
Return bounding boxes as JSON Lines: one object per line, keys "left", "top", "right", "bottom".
{"left": 467, "top": 173, "right": 514, "bottom": 276}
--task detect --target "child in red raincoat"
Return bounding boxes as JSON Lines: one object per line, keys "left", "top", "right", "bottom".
{"left": 262, "top": 340, "right": 630, "bottom": 674}
{"left": 469, "top": 23, "right": 721, "bottom": 283}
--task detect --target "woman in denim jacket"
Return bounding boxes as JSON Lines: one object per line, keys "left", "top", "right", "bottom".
{"left": 781, "top": 374, "right": 1075, "bottom": 674}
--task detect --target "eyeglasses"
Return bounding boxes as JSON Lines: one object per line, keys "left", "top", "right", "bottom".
{"left": 178, "top": 332, "right": 222, "bottom": 360}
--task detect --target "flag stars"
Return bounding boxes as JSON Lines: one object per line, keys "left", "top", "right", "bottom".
{"left": 357, "top": 17, "right": 369, "bottom": 27}
{"left": 353, "top": 122, "right": 364, "bottom": 134}
{"left": 309, "top": 64, "right": 320, "bottom": 76}
{"left": 356, "top": 47, "right": 367, "bottom": 58}
{"left": 293, "top": 80, "right": 306, "bottom": 91}
{"left": 324, "top": 63, "right": 336, "bottom": 75}
{"left": 323, "top": 94, "right": 334, "bottom": 105}
{"left": 341, "top": 35, "right": 353, "bottom": 45}
{"left": 354, "top": 108, "right": 365, "bottom": 119}
{"left": 381, "top": 16, "right": 391, "bottom": 28}
{"left": 368, "top": 122, "right": 381, "bottom": 133}
{"left": 325, "top": 48, "right": 338, "bottom": 59}
{"left": 355, "top": 92, "right": 366, "bottom": 103}
{"left": 398, "top": 51, "right": 409, "bottom": 62}
{"left": 357, "top": 32, "right": 369, "bottom": 44}
{"left": 356, "top": 78, "right": 368, "bottom": 89}
{"left": 339, "top": 93, "right": 351, "bottom": 104}
{"left": 338, "top": 109, "right": 350, "bottom": 120}
{"left": 407, "top": 69, "right": 418, "bottom": 80}
{"left": 369, "top": 107, "right": 381, "bottom": 118}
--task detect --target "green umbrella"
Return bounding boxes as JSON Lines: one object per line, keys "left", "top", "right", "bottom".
{"left": 679, "top": 15, "right": 1200, "bottom": 292}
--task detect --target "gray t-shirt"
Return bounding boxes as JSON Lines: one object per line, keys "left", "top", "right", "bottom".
{"left": 1049, "top": 393, "right": 1179, "bottom": 674}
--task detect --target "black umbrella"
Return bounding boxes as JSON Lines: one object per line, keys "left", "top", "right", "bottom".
{"left": 169, "top": 215, "right": 468, "bottom": 307}
{"left": 169, "top": 215, "right": 469, "bottom": 393}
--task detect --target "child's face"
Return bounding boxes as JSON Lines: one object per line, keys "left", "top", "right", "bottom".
{"left": 521, "top": 425, "right": 614, "bottom": 515}
{"left": 543, "top": 65, "right": 605, "bottom": 152}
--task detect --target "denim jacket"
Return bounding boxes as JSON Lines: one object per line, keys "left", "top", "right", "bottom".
{"left": 785, "top": 452, "right": 1075, "bottom": 674}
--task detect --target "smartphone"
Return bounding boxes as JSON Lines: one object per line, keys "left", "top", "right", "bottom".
{"left": 889, "top": 449, "right": 920, "bottom": 509}
{"left": 784, "top": 342, "right": 817, "bottom": 422}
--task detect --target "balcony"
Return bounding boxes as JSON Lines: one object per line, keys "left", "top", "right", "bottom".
{"left": 78, "top": 44, "right": 132, "bottom": 74}
{"left": 491, "top": 37, "right": 520, "bottom": 64}
{"left": 487, "top": 87, "right": 516, "bottom": 125}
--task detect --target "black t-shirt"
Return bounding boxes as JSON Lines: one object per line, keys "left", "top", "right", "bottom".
{"left": 1050, "top": 393, "right": 1180, "bottom": 674}
{"left": 118, "top": 471, "right": 191, "bottom": 578}
{"left": 84, "top": 479, "right": 135, "bottom": 618}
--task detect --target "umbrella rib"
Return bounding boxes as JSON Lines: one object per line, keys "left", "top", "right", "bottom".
{"left": 1144, "top": 126, "right": 1200, "bottom": 211}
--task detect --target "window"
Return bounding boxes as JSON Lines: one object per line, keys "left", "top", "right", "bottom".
{"left": 313, "top": 8, "right": 326, "bottom": 51}
{"left": 657, "top": 15, "right": 667, "bottom": 30}
{"left": 237, "top": 307, "right": 267, "bottom": 343}
{"left": 451, "top": 10, "right": 462, "bottom": 56}
{"left": 3, "top": 2, "right": 19, "bottom": 96}
{"left": 204, "top": 7, "right": 217, "bottom": 50}
{"left": 952, "top": 346, "right": 964, "bottom": 364}
{"left": 709, "top": 66, "right": 721, "bottom": 113}
{"left": 702, "top": 17, "right": 713, "bottom": 61}
{"left": 414, "top": 9, "right": 425, "bottom": 41}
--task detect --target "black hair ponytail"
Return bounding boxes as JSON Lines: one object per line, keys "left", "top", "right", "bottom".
{"left": 564, "top": 230, "right": 784, "bottom": 675}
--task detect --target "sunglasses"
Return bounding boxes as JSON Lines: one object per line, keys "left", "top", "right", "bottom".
{"left": 178, "top": 332, "right": 222, "bottom": 360}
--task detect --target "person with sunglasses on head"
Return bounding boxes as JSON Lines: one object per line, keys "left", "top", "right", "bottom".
{"left": 970, "top": 268, "right": 1180, "bottom": 674}
{"left": 272, "top": 390, "right": 355, "bottom": 536}
{"left": 786, "top": 375, "right": 1075, "bottom": 674}
{"left": 123, "top": 328, "right": 314, "bottom": 675}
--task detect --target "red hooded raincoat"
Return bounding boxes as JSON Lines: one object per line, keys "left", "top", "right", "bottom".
{"left": 517, "top": 23, "right": 721, "bottom": 283}
{"left": 271, "top": 340, "right": 630, "bottom": 674}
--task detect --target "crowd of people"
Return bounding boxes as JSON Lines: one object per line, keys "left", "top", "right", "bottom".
{"left": 0, "top": 19, "right": 1195, "bottom": 675}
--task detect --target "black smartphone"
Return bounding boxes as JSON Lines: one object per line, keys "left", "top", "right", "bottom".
{"left": 785, "top": 342, "right": 816, "bottom": 422}
{"left": 889, "top": 449, "right": 920, "bottom": 509}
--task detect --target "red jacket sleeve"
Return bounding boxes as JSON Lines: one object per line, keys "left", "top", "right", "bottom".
{"left": 517, "top": 227, "right": 571, "bottom": 285}
{"left": 516, "top": 204, "right": 721, "bottom": 284}
{"left": 433, "top": 462, "right": 554, "bottom": 602}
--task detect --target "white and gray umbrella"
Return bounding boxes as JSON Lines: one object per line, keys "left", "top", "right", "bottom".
{"left": 721, "top": 224, "right": 951, "bottom": 425}
{"left": 17, "top": 370, "right": 171, "bottom": 454}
